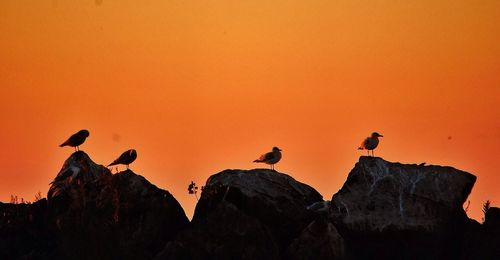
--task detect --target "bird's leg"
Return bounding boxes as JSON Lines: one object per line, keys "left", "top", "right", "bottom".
{"left": 126, "top": 165, "right": 129, "bottom": 170}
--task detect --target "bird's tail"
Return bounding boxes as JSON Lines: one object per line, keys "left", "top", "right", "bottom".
{"left": 357, "top": 147, "right": 364, "bottom": 150}
{"left": 253, "top": 159, "right": 262, "bottom": 163}
{"left": 59, "top": 142, "right": 67, "bottom": 147}
{"left": 107, "top": 162, "right": 117, "bottom": 167}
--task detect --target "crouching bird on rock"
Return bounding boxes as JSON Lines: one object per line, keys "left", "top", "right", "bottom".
{"left": 59, "top": 129, "right": 90, "bottom": 151}
{"left": 108, "top": 149, "right": 137, "bottom": 170}
{"left": 253, "top": 146, "right": 282, "bottom": 171}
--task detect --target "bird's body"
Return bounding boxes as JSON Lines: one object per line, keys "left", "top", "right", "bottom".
{"left": 253, "top": 147, "right": 282, "bottom": 170}
{"left": 60, "top": 130, "right": 90, "bottom": 151}
{"left": 358, "top": 132, "right": 383, "bottom": 156}
{"left": 108, "top": 149, "right": 137, "bottom": 170}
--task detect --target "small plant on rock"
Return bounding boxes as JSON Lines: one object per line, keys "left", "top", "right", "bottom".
{"left": 188, "top": 181, "right": 199, "bottom": 201}
{"left": 34, "top": 191, "right": 43, "bottom": 202}
{"left": 482, "top": 200, "right": 491, "bottom": 223}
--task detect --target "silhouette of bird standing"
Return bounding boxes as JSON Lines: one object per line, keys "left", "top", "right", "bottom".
{"left": 108, "top": 149, "right": 137, "bottom": 170}
{"left": 358, "top": 132, "right": 383, "bottom": 156}
{"left": 59, "top": 129, "right": 90, "bottom": 151}
{"left": 253, "top": 147, "right": 282, "bottom": 170}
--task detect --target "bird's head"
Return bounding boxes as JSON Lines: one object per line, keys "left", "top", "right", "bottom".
{"left": 80, "top": 129, "right": 90, "bottom": 137}
{"left": 272, "top": 147, "right": 282, "bottom": 152}
{"left": 372, "top": 132, "right": 383, "bottom": 138}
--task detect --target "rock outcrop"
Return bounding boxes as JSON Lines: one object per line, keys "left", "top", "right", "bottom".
{"left": 47, "top": 151, "right": 189, "bottom": 259}
{"left": 285, "top": 217, "right": 346, "bottom": 260}
{"left": 330, "top": 156, "right": 476, "bottom": 259}
{"left": 2, "top": 154, "right": 499, "bottom": 260}
{"left": 0, "top": 151, "right": 188, "bottom": 259}
{"left": 156, "top": 169, "right": 324, "bottom": 259}
{"left": 0, "top": 199, "right": 53, "bottom": 259}
{"left": 482, "top": 207, "right": 500, "bottom": 258}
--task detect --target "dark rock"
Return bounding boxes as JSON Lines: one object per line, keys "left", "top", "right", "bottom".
{"left": 156, "top": 202, "right": 280, "bottom": 260}
{"left": 456, "top": 207, "right": 500, "bottom": 259}
{"left": 285, "top": 217, "right": 346, "bottom": 260}
{"left": 480, "top": 207, "right": 500, "bottom": 259}
{"left": 330, "top": 156, "right": 476, "bottom": 259}
{"left": 46, "top": 151, "right": 189, "bottom": 259}
{"left": 484, "top": 207, "right": 500, "bottom": 233}
{"left": 0, "top": 199, "right": 54, "bottom": 259}
{"left": 158, "top": 169, "right": 323, "bottom": 259}
{"left": 3, "top": 152, "right": 500, "bottom": 260}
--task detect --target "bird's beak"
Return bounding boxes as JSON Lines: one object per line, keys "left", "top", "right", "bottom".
{"left": 379, "top": 135, "right": 384, "bottom": 137}
{"left": 279, "top": 149, "right": 283, "bottom": 151}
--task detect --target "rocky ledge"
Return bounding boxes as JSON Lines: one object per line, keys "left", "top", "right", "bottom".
{"left": 156, "top": 169, "right": 323, "bottom": 259}
{"left": 1, "top": 151, "right": 189, "bottom": 259}
{"left": 330, "top": 156, "right": 477, "bottom": 259}
{"left": 1, "top": 154, "right": 499, "bottom": 259}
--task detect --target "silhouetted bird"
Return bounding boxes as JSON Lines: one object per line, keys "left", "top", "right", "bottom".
{"left": 358, "top": 132, "right": 383, "bottom": 156}
{"left": 253, "top": 147, "right": 282, "bottom": 170}
{"left": 59, "top": 129, "right": 90, "bottom": 151}
{"left": 108, "top": 149, "right": 137, "bottom": 170}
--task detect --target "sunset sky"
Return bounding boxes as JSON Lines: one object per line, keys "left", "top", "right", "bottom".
{"left": 1, "top": 0, "right": 499, "bottom": 221}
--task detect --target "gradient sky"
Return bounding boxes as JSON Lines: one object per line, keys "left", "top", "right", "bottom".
{"left": 1, "top": 0, "right": 499, "bottom": 221}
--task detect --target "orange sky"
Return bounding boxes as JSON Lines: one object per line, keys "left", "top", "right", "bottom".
{"left": 1, "top": 0, "right": 499, "bottom": 221}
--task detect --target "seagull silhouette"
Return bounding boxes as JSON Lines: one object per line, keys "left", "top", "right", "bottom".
{"left": 108, "top": 149, "right": 137, "bottom": 170}
{"left": 59, "top": 129, "right": 90, "bottom": 151}
{"left": 253, "top": 147, "right": 282, "bottom": 170}
{"left": 358, "top": 132, "right": 383, "bottom": 156}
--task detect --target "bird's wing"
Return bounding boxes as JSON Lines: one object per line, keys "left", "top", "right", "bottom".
{"left": 69, "top": 133, "right": 81, "bottom": 144}
{"left": 263, "top": 152, "right": 275, "bottom": 161}
{"left": 108, "top": 155, "right": 122, "bottom": 166}
{"left": 59, "top": 139, "right": 70, "bottom": 147}
{"left": 108, "top": 150, "right": 130, "bottom": 166}
{"left": 107, "top": 160, "right": 118, "bottom": 167}
{"left": 254, "top": 152, "right": 273, "bottom": 162}
{"left": 358, "top": 138, "right": 368, "bottom": 149}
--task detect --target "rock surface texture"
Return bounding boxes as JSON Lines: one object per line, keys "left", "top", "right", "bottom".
{"left": 0, "top": 199, "right": 52, "bottom": 259}
{"left": 330, "top": 156, "right": 477, "bottom": 259}
{"left": 156, "top": 169, "right": 324, "bottom": 260}
{"left": 1, "top": 155, "right": 499, "bottom": 259}
{"left": 1, "top": 151, "right": 188, "bottom": 259}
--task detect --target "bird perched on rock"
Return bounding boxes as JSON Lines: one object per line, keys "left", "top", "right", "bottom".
{"left": 108, "top": 149, "right": 137, "bottom": 170}
{"left": 358, "top": 132, "right": 383, "bottom": 156}
{"left": 253, "top": 147, "right": 282, "bottom": 170}
{"left": 59, "top": 129, "right": 90, "bottom": 151}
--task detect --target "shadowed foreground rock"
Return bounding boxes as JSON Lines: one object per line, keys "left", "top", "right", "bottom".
{"left": 0, "top": 199, "right": 53, "bottom": 259}
{"left": 156, "top": 169, "right": 324, "bottom": 260}
{"left": 0, "top": 151, "right": 188, "bottom": 259}
{"left": 47, "top": 151, "right": 189, "bottom": 259}
{"left": 330, "top": 156, "right": 477, "bottom": 259}
{"left": 285, "top": 217, "right": 346, "bottom": 260}
{"left": 2, "top": 155, "right": 499, "bottom": 259}
{"left": 482, "top": 207, "right": 500, "bottom": 258}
